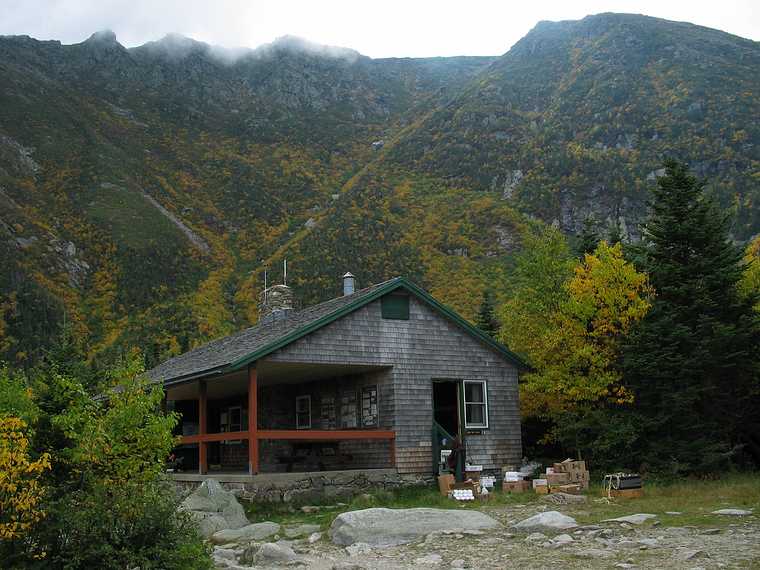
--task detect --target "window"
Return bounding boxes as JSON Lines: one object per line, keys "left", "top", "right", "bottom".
{"left": 463, "top": 381, "right": 488, "bottom": 429}
{"left": 340, "top": 389, "right": 358, "bottom": 428}
{"left": 220, "top": 406, "right": 244, "bottom": 444}
{"left": 361, "top": 385, "right": 378, "bottom": 427}
{"left": 381, "top": 295, "right": 410, "bottom": 320}
{"left": 296, "top": 395, "right": 311, "bottom": 429}
{"left": 320, "top": 396, "right": 336, "bottom": 429}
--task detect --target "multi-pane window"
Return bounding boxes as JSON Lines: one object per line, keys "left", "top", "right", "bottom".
{"left": 320, "top": 396, "right": 336, "bottom": 429}
{"left": 361, "top": 385, "right": 378, "bottom": 427}
{"left": 463, "top": 381, "right": 488, "bottom": 428}
{"left": 340, "top": 389, "right": 358, "bottom": 428}
{"left": 296, "top": 395, "right": 311, "bottom": 429}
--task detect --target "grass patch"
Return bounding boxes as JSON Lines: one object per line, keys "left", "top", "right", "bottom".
{"left": 84, "top": 183, "right": 184, "bottom": 248}
{"left": 572, "top": 473, "right": 760, "bottom": 527}
{"left": 243, "top": 484, "right": 541, "bottom": 529}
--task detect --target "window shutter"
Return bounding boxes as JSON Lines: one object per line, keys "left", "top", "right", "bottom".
{"left": 381, "top": 295, "right": 410, "bottom": 320}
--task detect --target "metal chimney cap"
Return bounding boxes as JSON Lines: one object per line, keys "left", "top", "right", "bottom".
{"left": 342, "top": 272, "right": 355, "bottom": 278}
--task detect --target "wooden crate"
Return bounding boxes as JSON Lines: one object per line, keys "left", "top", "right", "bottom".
{"left": 609, "top": 487, "right": 643, "bottom": 499}
{"left": 438, "top": 474, "right": 455, "bottom": 496}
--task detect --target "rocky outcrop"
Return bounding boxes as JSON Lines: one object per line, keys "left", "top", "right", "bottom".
{"left": 329, "top": 508, "right": 501, "bottom": 546}
{"left": 513, "top": 511, "right": 578, "bottom": 531}
{"left": 180, "top": 479, "right": 249, "bottom": 538}
{"left": 210, "top": 521, "right": 280, "bottom": 544}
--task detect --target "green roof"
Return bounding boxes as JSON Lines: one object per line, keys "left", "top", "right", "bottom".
{"left": 146, "top": 277, "right": 527, "bottom": 385}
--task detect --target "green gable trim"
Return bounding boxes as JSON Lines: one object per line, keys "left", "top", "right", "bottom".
{"left": 225, "top": 277, "right": 528, "bottom": 373}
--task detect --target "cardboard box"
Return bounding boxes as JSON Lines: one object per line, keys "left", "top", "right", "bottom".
{"left": 532, "top": 478, "right": 548, "bottom": 488}
{"left": 438, "top": 474, "right": 455, "bottom": 496}
{"left": 465, "top": 465, "right": 482, "bottom": 481}
{"left": 502, "top": 480, "right": 531, "bottom": 493}
{"left": 554, "top": 459, "right": 586, "bottom": 473}
{"left": 534, "top": 484, "right": 549, "bottom": 495}
{"left": 546, "top": 472, "right": 571, "bottom": 485}
{"left": 550, "top": 484, "right": 582, "bottom": 495}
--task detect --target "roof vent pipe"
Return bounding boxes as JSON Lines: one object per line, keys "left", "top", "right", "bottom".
{"left": 342, "top": 272, "right": 356, "bottom": 296}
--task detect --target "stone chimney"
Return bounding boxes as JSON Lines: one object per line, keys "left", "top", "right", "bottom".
{"left": 342, "top": 272, "right": 356, "bottom": 296}
{"left": 258, "top": 284, "right": 294, "bottom": 323}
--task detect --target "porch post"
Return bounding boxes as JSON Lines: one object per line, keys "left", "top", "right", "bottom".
{"left": 248, "top": 365, "right": 259, "bottom": 475}
{"left": 198, "top": 380, "right": 207, "bottom": 475}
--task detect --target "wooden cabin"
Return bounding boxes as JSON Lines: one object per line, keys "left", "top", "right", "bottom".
{"left": 147, "top": 275, "right": 525, "bottom": 485}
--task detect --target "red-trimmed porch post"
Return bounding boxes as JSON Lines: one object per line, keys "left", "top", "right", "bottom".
{"left": 198, "top": 380, "right": 207, "bottom": 475}
{"left": 248, "top": 365, "right": 259, "bottom": 475}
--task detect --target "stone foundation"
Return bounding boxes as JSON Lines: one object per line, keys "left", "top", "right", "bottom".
{"left": 171, "top": 469, "right": 433, "bottom": 503}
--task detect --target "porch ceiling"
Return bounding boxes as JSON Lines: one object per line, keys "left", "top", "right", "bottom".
{"left": 165, "top": 361, "right": 389, "bottom": 400}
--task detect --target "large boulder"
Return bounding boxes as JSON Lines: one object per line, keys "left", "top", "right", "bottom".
{"left": 240, "top": 541, "right": 299, "bottom": 565}
{"left": 329, "top": 508, "right": 500, "bottom": 547}
{"left": 180, "top": 479, "right": 249, "bottom": 538}
{"left": 513, "top": 511, "right": 578, "bottom": 531}
{"left": 210, "top": 522, "right": 281, "bottom": 544}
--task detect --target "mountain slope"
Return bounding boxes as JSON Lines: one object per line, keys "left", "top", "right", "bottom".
{"left": 0, "top": 31, "right": 494, "bottom": 364}
{"left": 384, "top": 13, "right": 760, "bottom": 237}
{"left": 0, "top": 13, "right": 758, "bottom": 367}
{"left": 261, "top": 13, "right": 759, "bottom": 319}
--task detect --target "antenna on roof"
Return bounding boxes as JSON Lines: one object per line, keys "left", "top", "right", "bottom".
{"left": 283, "top": 259, "right": 287, "bottom": 286}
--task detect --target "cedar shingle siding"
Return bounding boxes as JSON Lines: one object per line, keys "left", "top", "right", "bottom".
{"left": 264, "top": 296, "right": 522, "bottom": 473}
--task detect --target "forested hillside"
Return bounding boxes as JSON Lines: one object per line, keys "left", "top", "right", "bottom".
{"left": 0, "top": 13, "right": 758, "bottom": 368}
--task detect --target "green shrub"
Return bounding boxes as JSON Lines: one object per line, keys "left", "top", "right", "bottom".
{"left": 32, "top": 479, "right": 211, "bottom": 570}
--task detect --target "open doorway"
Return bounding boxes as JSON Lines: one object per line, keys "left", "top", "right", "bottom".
{"left": 433, "top": 380, "right": 460, "bottom": 438}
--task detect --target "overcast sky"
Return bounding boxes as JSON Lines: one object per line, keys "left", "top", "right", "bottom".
{"left": 1, "top": 0, "right": 758, "bottom": 57}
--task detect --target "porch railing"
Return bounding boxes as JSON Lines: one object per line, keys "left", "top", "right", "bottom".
{"left": 174, "top": 366, "right": 396, "bottom": 475}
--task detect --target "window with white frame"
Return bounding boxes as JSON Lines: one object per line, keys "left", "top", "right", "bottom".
{"left": 463, "top": 381, "right": 488, "bottom": 428}
{"left": 296, "top": 395, "right": 311, "bottom": 429}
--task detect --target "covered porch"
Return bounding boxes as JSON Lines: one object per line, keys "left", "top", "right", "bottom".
{"left": 166, "top": 360, "right": 396, "bottom": 475}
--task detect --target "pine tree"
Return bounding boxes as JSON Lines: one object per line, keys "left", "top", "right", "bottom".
{"left": 623, "top": 160, "right": 759, "bottom": 473}
{"left": 575, "top": 216, "right": 600, "bottom": 257}
{"left": 476, "top": 290, "right": 500, "bottom": 339}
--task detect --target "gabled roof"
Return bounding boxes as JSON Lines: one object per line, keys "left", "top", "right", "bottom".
{"left": 146, "top": 277, "right": 527, "bottom": 385}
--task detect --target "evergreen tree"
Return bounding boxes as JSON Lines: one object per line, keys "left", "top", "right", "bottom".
{"left": 606, "top": 218, "right": 625, "bottom": 246}
{"left": 475, "top": 290, "right": 500, "bottom": 339}
{"left": 623, "top": 160, "right": 759, "bottom": 473}
{"left": 575, "top": 216, "right": 600, "bottom": 257}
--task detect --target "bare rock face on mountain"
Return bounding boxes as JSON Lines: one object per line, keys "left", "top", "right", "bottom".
{"left": 180, "top": 479, "right": 249, "bottom": 538}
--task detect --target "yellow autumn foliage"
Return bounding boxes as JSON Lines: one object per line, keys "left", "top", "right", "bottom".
{"left": 0, "top": 416, "right": 50, "bottom": 541}
{"left": 502, "top": 234, "right": 652, "bottom": 422}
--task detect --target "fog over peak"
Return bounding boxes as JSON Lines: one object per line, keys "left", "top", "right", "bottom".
{"left": 124, "top": 32, "right": 362, "bottom": 65}
{"left": 252, "top": 35, "right": 362, "bottom": 62}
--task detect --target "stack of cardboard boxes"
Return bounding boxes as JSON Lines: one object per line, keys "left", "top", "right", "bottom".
{"left": 546, "top": 459, "right": 590, "bottom": 494}
{"left": 502, "top": 470, "right": 531, "bottom": 493}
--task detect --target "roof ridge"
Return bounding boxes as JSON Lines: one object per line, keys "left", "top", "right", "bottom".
{"left": 147, "top": 275, "right": 527, "bottom": 385}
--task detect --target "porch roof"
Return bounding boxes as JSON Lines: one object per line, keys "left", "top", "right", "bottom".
{"left": 146, "top": 277, "right": 527, "bottom": 386}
